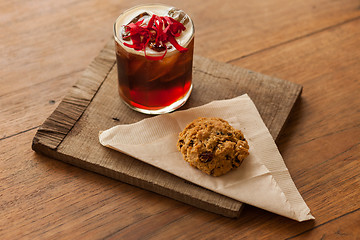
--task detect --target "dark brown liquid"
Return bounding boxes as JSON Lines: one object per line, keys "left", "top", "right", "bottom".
{"left": 115, "top": 39, "right": 194, "bottom": 111}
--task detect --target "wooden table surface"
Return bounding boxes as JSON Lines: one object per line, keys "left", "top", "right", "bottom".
{"left": 1, "top": 0, "right": 359, "bottom": 239}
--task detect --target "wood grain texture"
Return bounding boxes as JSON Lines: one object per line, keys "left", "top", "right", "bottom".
{"left": 1, "top": 0, "right": 360, "bottom": 238}
{"left": 233, "top": 18, "right": 360, "bottom": 224}
{"left": 32, "top": 40, "right": 116, "bottom": 149}
{"left": 289, "top": 209, "right": 360, "bottom": 239}
{"left": 32, "top": 39, "right": 301, "bottom": 217}
{"left": 1, "top": 0, "right": 359, "bottom": 138}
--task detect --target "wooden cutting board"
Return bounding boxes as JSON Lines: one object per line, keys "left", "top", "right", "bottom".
{"left": 32, "top": 39, "right": 302, "bottom": 218}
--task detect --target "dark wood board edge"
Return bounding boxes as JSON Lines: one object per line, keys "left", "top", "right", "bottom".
{"left": 275, "top": 88, "right": 303, "bottom": 143}
{"left": 32, "top": 142, "right": 243, "bottom": 218}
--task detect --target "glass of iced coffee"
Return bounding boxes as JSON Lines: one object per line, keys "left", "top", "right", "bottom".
{"left": 113, "top": 4, "right": 195, "bottom": 114}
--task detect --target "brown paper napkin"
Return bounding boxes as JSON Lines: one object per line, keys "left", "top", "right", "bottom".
{"left": 99, "top": 94, "right": 314, "bottom": 221}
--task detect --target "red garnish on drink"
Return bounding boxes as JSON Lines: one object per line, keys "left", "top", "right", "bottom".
{"left": 122, "top": 14, "right": 188, "bottom": 60}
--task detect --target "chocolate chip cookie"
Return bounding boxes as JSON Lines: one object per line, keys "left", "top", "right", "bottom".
{"left": 177, "top": 117, "right": 249, "bottom": 176}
